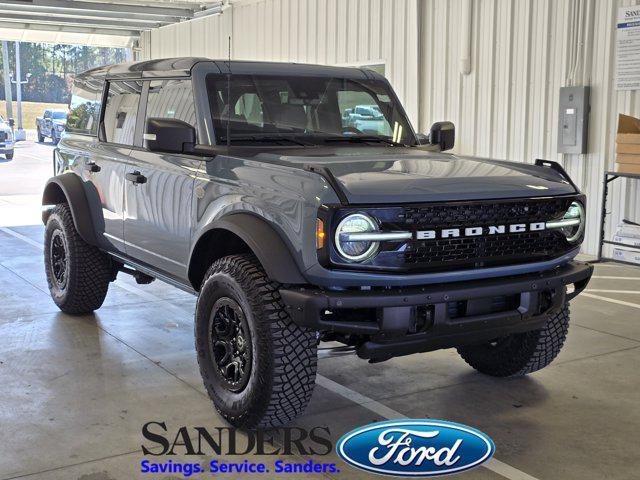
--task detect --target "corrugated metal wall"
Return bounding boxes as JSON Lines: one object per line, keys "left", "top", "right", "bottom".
{"left": 140, "top": 0, "right": 420, "bottom": 125}
{"left": 140, "top": 0, "right": 640, "bottom": 256}
{"left": 420, "top": 0, "right": 640, "bottom": 256}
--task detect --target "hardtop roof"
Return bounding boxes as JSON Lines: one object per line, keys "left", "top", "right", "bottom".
{"left": 74, "top": 57, "right": 383, "bottom": 81}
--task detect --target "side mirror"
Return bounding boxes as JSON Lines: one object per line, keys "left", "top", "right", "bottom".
{"left": 144, "top": 118, "right": 196, "bottom": 154}
{"left": 429, "top": 121, "right": 455, "bottom": 151}
{"left": 8, "top": 118, "right": 14, "bottom": 127}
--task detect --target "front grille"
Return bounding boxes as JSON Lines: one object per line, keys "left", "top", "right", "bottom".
{"left": 391, "top": 197, "right": 574, "bottom": 272}
{"left": 401, "top": 197, "right": 572, "bottom": 227}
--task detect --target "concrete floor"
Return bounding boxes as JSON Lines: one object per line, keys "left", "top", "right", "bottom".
{"left": 1, "top": 138, "right": 640, "bottom": 480}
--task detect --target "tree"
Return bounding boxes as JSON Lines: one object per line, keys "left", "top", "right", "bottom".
{"left": 0, "top": 41, "right": 128, "bottom": 103}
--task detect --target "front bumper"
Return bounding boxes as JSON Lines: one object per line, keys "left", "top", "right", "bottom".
{"left": 0, "top": 142, "right": 14, "bottom": 153}
{"left": 281, "top": 261, "right": 593, "bottom": 360}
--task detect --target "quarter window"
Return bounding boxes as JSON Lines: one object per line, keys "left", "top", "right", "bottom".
{"left": 102, "top": 80, "right": 143, "bottom": 146}
{"left": 144, "top": 79, "right": 197, "bottom": 147}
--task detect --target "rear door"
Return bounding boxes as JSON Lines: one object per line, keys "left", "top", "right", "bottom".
{"left": 92, "top": 79, "right": 144, "bottom": 252}
{"left": 123, "top": 78, "right": 202, "bottom": 279}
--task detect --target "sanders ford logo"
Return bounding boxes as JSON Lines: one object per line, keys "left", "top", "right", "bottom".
{"left": 337, "top": 419, "right": 494, "bottom": 477}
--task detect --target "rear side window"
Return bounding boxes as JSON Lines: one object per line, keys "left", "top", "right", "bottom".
{"left": 102, "top": 80, "right": 143, "bottom": 146}
{"left": 144, "top": 79, "right": 197, "bottom": 147}
{"left": 66, "top": 78, "right": 103, "bottom": 136}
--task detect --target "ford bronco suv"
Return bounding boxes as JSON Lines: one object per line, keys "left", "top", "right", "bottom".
{"left": 43, "top": 58, "right": 593, "bottom": 428}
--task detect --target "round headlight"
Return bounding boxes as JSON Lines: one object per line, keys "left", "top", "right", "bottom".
{"left": 560, "top": 201, "right": 585, "bottom": 243}
{"left": 334, "top": 213, "right": 379, "bottom": 262}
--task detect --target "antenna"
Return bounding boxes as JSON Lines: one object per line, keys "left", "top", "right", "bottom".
{"left": 226, "top": 35, "right": 231, "bottom": 148}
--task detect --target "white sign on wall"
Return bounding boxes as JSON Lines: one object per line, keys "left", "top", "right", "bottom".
{"left": 616, "top": 6, "right": 640, "bottom": 90}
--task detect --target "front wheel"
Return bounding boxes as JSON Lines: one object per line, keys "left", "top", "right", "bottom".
{"left": 195, "top": 254, "right": 318, "bottom": 428}
{"left": 457, "top": 304, "right": 570, "bottom": 377}
{"left": 5, "top": 151, "right": 13, "bottom": 159}
{"left": 37, "top": 128, "right": 44, "bottom": 143}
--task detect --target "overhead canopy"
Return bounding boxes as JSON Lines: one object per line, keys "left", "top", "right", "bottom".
{"left": 0, "top": 0, "right": 223, "bottom": 48}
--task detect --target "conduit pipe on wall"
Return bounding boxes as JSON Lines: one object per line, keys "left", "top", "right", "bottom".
{"left": 460, "top": 0, "right": 472, "bottom": 75}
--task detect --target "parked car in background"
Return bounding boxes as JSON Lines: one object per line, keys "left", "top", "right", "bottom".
{"left": 342, "top": 104, "right": 390, "bottom": 135}
{"left": 36, "top": 109, "right": 67, "bottom": 144}
{"left": 0, "top": 115, "right": 15, "bottom": 159}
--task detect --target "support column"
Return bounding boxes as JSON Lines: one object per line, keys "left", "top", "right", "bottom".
{"left": 2, "top": 41, "right": 12, "bottom": 122}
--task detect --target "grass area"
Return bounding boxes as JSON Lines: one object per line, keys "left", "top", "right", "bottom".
{"left": 0, "top": 101, "right": 68, "bottom": 129}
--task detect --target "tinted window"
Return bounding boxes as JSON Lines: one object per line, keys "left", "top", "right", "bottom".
{"left": 102, "top": 80, "right": 142, "bottom": 146}
{"left": 52, "top": 111, "right": 67, "bottom": 120}
{"left": 144, "top": 79, "right": 196, "bottom": 147}
{"left": 66, "top": 78, "right": 103, "bottom": 136}
{"left": 206, "top": 74, "right": 414, "bottom": 145}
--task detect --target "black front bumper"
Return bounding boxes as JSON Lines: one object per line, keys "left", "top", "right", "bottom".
{"left": 280, "top": 261, "right": 593, "bottom": 360}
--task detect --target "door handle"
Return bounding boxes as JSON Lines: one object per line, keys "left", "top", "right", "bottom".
{"left": 126, "top": 171, "right": 147, "bottom": 185}
{"left": 84, "top": 162, "right": 101, "bottom": 173}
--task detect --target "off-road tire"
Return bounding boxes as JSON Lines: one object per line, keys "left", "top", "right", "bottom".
{"left": 5, "top": 152, "right": 13, "bottom": 160}
{"left": 44, "top": 203, "right": 112, "bottom": 314}
{"left": 195, "top": 254, "right": 318, "bottom": 429}
{"left": 37, "top": 128, "right": 44, "bottom": 143}
{"left": 457, "top": 304, "right": 570, "bottom": 377}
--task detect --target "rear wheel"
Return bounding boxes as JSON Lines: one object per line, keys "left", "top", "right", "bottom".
{"left": 457, "top": 304, "right": 570, "bottom": 377}
{"left": 44, "top": 203, "right": 113, "bottom": 314}
{"left": 195, "top": 254, "right": 317, "bottom": 428}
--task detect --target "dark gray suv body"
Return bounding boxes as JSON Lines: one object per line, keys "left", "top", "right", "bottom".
{"left": 42, "top": 58, "right": 593, "bottom": 428}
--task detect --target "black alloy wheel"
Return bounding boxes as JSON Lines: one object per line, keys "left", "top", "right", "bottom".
{"left": 49, "top": 229, "right": 69, "bottom": 291}
{"left": 209, "top": 297, "right": 252, "bottom": 392}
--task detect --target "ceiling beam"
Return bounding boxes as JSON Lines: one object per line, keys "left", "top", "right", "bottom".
{"left": 0, "top": 3, "right": 183, "bottom": 24}
{"left": 0, "top": 20, "right": 140, "bottom": 37}
{"left": 0, "top": 0, "right": 197, "bottom": 19}
{"left": 0, "top": 11, "right": 160, "bottom": 30}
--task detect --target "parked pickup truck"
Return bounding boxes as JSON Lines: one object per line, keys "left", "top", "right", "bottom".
{"left": 36, "top": 109, "right": 67, "bottom": 144}
{"left": 43, "top": 58, "right": 593, "bottom": 429}
{"left": 0, "top": 115, "right": 14, "bottom": 159}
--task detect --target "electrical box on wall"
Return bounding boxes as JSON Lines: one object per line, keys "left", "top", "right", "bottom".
{"left": 558, "top": 86, "right": 590, "bottom": 154}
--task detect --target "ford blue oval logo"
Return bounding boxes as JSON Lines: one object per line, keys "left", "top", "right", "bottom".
{"left": 337, "top": 419, "right": 494, "bottom": 477}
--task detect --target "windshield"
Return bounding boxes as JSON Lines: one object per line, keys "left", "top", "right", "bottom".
{"left": 206, "top": 74, "right": 415, "bottom": 146}
{"left": 52, "top": 111, "right": 67, "bottom": 120}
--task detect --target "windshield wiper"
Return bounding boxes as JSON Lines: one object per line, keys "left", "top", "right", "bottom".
{"left": 322, "top": 135, "right": 405, "bottom": 147}
{"left": 220, "top": 135, "right": 308, "bottom": 146}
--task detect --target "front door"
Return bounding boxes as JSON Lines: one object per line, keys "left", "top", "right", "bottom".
{"left": 123, "top": 78, "right": 201, "bottom": 279}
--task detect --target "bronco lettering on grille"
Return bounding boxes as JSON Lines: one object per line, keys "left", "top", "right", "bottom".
{"left": 415, "top": 222, "right": 546, "bottom": 240}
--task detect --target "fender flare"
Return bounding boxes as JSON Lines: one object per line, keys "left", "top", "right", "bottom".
{"left": 42, "top": 173, "right": 100, "bottom": 246}
{"left": 192, "top": 213, "right": 307, "bottom": 285}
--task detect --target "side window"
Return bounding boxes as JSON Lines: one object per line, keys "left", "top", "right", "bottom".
{"left": 102, "top": 80, "right": 143, "bottom": 146}
{"left": 66, "top": 78, "right": 103, "bottom": 136}
{"left": 144, "top": 79, "right": 197, "bottom": 147}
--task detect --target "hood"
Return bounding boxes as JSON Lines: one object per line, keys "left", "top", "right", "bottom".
{"left": 52, "top": 119, "right": 66, "bottom": 126}
{"left": 254, "top": 146, "right": 577, "bottom": 204}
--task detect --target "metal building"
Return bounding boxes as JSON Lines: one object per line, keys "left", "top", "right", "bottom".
{"left": 139, "top": 0, "right": 640, "bottom": 257}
